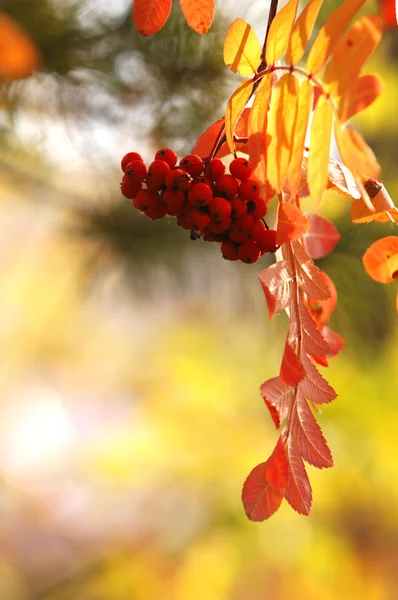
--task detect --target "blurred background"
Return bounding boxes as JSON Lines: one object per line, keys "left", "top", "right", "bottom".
{"left": 0, "top": 1, "right": 397, "bottom": 599}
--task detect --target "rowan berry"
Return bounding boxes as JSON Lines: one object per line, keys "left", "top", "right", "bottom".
{"left": 165, "top": 169, "right": 192, "bottom": 191}
{"left": 238, "top": 241, "right": 261, "bottom": 264}
{"left": 177, "top": 214, "right": 195, "bottom": 230}
{"left": 247, "top": 220, "right": 266, "bottom": 241}
{"left": 188, "top": 182, "right": 213, "bottom": 207}
{"left": 232, "top": 214, "right": 254, "bottom": 233}
{"left": 208, "top": 158, "right": 226, "bottom": 180}
{"left": 125, "top": 160, "right": 147, "bottom": 183}
{"left": 155, "top": 148, "right": 178, "bottom": 168}
{"left": 121, "top": 174, "right": 142, "bottom": 199}
{"left": 209, "top": 217, "right": 232, "bottom": 234}
{"left": 191, "top": 211, "right": 210, "bottom": 231}
{"left": 209, "top": 197, "right": 232, "bottom": 221}
{"left": 246, "top": 197, "right": 267, "bottom": 220}
{"left": 144, "top": 198, "right": 168, "bottom": 220}
{"left": 180, "top": 154, "right": 204, "bottom": 177}
{"left": 258, "top": 229, "right": 279, "bottom": 253}
{"left": 146, "top": 159, "right": 171, "bottom": 189}
{"left": 221, "top": 240, "right": 239, "bottom": 261}
{"left": 121, "top": 152, "right": 143, "bottom": 172}
{"left": 229, "top": 229, "right": 247, "bottom": 244}
{"left": 162, "top": 188, "right": 185, "bottom": 211}
{"left": 239, "top": 179, "right": 260, "bottom": 201}
{"left": 214, "top": 174, "right": 239, "bottom": 199}
{"left": 134, "top": 189, "right": 159, "bottom": 212}
{"left": 229, "top": 157, "right": 252, "bottom": 181}
{"left": 230, "top": 196, "right": 247, "bottom": 219}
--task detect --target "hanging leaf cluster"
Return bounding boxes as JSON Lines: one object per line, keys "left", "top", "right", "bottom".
{"left": 132, "top": 0, "right": 215, "bottom": 36}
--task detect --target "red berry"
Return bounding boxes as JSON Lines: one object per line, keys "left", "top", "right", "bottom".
{"left": 134, "top": 189, "right": 159, "bottom": 212}
{"left": 258, "top": 229, "right": 279, "bottom": 253}
{"left": 238, "top": 241, "right": 261, "bottom": 264}
{"left": 180, "top": 154, "right": 204, "bottom": 177}
{"left": 162, "top": 188, "right": 185, "bottom": 211}
{"left": 165, "top": 169, "right": 192, "bottom": 191}
{"left": 221, "top": 240, "right": 239, "bottom": 261}
{"left": 144, "top": 198, "right": 168, "bottom": 220}
{"left": 121, "top": 174, "right": 142, "bottom": 199}
{"left": 155, "top": 148, "right": 178, "bottom": 168}
{"left": 188, "top": 182, "right": 213, "bottom": 207}
{"left": 230, "top": 196, "right": 247, "bottom": 219}
{"left": 208, "top": 158, "right": 226, "bottom": 180}
{"left": 146, "top": 159, "right": 171, "bottom": 189}
{"left": 121, "top": 152, "right": 143, "bottom": 172}
{"left": 239, "top": 179, "right": 260, "bottom": 201}
{"left": 192, "top": 211, "right": 210, "bottom": 231}
{"left": 229, "top": 229, "right": 247, "bottom": 244}
{"left": 247, "top": 220, "right": 266, "bottom": 241}
{"left": 246, "top": 197, "right": 267, "bottom": 220}
{"left": 232, "top": 214, "right": 254, "bottom": 233}
{"left": 229, "top": 157, "right": 252, "bottom": 181}
{"left": 209, "top": 217, "right": 231, "bottom": 234}
{"left": 214, "top": 174, "right": 239, "bottom": 199}
{"left": 125, "top": 160, "right": 147, "bottom": 183}
{"left": 177, "top": 212, "right": 195, "bottom": 230}
{"left": 209, "top": 197, "right": 232, "bottom": 221}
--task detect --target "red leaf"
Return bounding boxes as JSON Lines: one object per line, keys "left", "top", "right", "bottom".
{"left": 322, "top": 326, "right": 345, "bottom": 357}
{"left": 339, "top": 73, "right": 384, "bottom": 122}
{"left": 284, "top": 437, "right": 312, "bottom": 515}
{"left": 258, "top": 260, "right": 294, "bottom": 319}
{"left": 179, "top": 0, "right": 215, "bottom": 35}
{"left": 379, "top": 0, "right": 398, "bottom": 28}
{"left": 292, "top": 392, "right": 333, "bottom": 468}
{"left": 300, "top": 354, "right": 337, "bottom": 404}
{"left": 133, "top": 0, "right": 172, "bottom": 36}
{"left": 299, "top": 303, "right": 330, "bottom": 356}
{"left": 292, "top": 241, "right": 331, "bottom": 300}
{"left": 260, "top": 377, "right": 294, "bottom": 428}
{"left": 192, "top": 109, "right": 250, "bottom": 158}
{"left": 280, "top": 340, "right": 306, "bottom": 386}
{"left": 276, "top": 202, "right": 310, "bottom": 245}
{"left": 242, "top": 437, "right": 288, "bottom": 521}
{"left": 303, "top": 214, "right": 340, "bottom": 259}
{"left": 304, "top": 271, "right": 338, "bottom": 328}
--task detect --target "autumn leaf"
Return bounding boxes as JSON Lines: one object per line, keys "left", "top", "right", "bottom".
{"left": 258, "top": 260, "right": 294, "bottom": 319}
{"left": 248, "top": 73, "right": 273, "bottom": 183}
{"left": 223, "top": 18, "right": 261, "bottom": 76}
{"left": 225, "top": 80, "right": 253, "bottom": 155}
{"left": 280, "top": 339, "right": 306, "bottom": 386}
{"left": 351, "top": 179, "right": 398, "bottom": 224}
{"left": 284, "top": 437, "right": 312, "bottom": 515}
{"left": 292, "top": 392, "right": 333, "bottom": 468}
{"left": 0, "top": 10, "right": 40, "bottom": 80}
{"left": 327, "top": 157, "right": 361, "bottom": 198}
{"left": 179, "top": 0, "right": 215, "bottom": 34}
{"left": 362, "top": 236, "right": 398, "bottom": 283}
{"left": 307, "top": 94, "right": 334, "bottom": 205}
{"left": 260, "top": 376, "right": 294, "bottom": 427}
{"left": 300, "top": 354, "right": 337, "bottom": 404}
{"left": 335, "top": 122, "right": 381, "bottom": 179}
{"left": 338, "top": 73, "right": 384, "bottom": 123}
{"left": 242, "top": 437, "right": 288, "bottom": 521}
{"left": 133, "top": 0, "right": 172, "bottom": 36}
{"left": 192, "top": 109, "right": 250, "bottom": 158}
{"left": 267, "top": 74, "right": 299, "bottom": 192}
{"left": 293, "top": 241, "right": 331, "bottom": 301}
{"left": 286, "top": 0, "right": 323, "bottom": 65}
{"left": 323, "top": 15, "right": 383, "bottom": 96}
{"left": 266, "top": 0, "right": 299, "bottom": 65}
{"left": 276, "top": 202, "right": 310, "bottom": 245}
{"left": 304, "top": 271, "right": 338, "bottom": 328}
{"left": 298, "top": 303, "right": 330, "bottom": 357}
{"left": 322, "top": 327, "right": 345, "bottom": 358}
{"left": 307, "top": 0, "right": 367, "bottom": 74}
{"left": 287, "top": 80, "right": 313, "bottom": 198}
{"left": 303, "top": 213, "right": 340, "bottom": 259}
{"left": 379, "top": 0, "right": 398, "bottom": 28}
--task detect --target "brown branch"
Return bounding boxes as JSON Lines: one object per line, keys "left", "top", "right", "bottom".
{"left": 259, "top": 0, "right": 279, "bottom": 70}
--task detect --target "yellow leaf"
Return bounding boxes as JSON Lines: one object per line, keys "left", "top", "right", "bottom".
{"left": 267, "top": 73, "right": 299, "bottom": 192}
{"left": 223, "top": 18, "right": 262, "bottom": 76}
{"left": 266, "top": 0, "right": 299, "bottom": 65}
{"left": 335, "top": 123, "right": 380, "bottom": 179}
{"left": 286, "top": 0, "right": 323, "bottom": 65}
{"left": 307, "top": 94, "right": 333, "bottom": 204}
{"left": 179, "top": 0, "right": 215, "bottom": 35}
{"left": 225, "top": 80, "right": 253, "bottom": 155}
{"left": 307, "top": 0, "right": 367, "bottom": 74}
{"left": 324, "top": 15, "right": 383, "bottom": 96}
{"left": 248, "top": 73, "right": 273, "bottom": 184}
{"left": 0, "top": 10, "right": 40, "bottom": 80}
{"left": 338, "top": 73, "right": 384, "bottom": 122}
{"left": 287, "top": 80, "right": 313, "bottom": 197}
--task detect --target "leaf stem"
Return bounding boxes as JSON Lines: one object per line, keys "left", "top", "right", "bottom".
{"left": 259, "top": 0, "right": 279, "bottom": 70}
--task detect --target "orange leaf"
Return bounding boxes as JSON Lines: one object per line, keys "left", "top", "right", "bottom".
{"left": 362, "top": 236, "right": 398, "bottom": 283}
{"left": 327, "top": 157, "right": 361, "bottom": 198}
{"left": 307, "top": 94, "right": 333, "bottom": 205}
{"left": 276, "top": 202, "right": 310, "bottom": 245}
{"left": 258, "top": 260, "right": 295, "bottom": 319}
{"left": 192, "top": 109, "right": 250, "bottom": 158}
{"left": 280, "top": 340, "right": 306, "bottom": 386}
{"left": 223, "top": 18, "right": 261, "bottom": 76}
{"left": 304, "top": 271, "right": 337, "bottom": 328}
{"left": 133, "top": 0, "right": 172, "bottom": 36}
{"left": 225, "top": 80, "right": 253, "bottom": 155}
{"left": 303, "top": 213, "right": 340, "bottom": 259}
{"left": 380, "top": 0, "right": 398, "bottom": 28}
{"left": 0, "top": 10, "right": 40, "bottom": 80}
{"left": 242, "top": 437, "right": 288, "bottom": 521}
{"left": 338, "top": 73, "right": 384, "bottom": 122}
{"left": 292, "top": 241, "right": 331, "bottom": 300}
{"left": 248, "top": 73, "right": 273, "bottom": 183}
{"left": 267, "top": 73, "right": 299, "bottom": 192}
{"left": 307, "top": 0, "right": 367, "bottom": 74}
{"left": 179, "top": 0, "right": 215, "bottom": 34}
{"left": 323, "top": 16, "right": 383, "bottom": 96}
{"left": 350, "top": 179, "right": 398, "bottom": 224}
{"left": 287, "top": 80, "right": 313, "bottom": 197}
{"left": 265, "top": 0, "right": 300, "bottom": 65}
{"left": 286, "top": 0, "right": 323, "bottom": 65}
{"left": 335, "top": 123, "right": 381, "bottom": 179}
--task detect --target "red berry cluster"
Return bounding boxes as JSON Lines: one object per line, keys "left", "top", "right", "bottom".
{"left": 120, "top": 150, "right": 278, "bottom": 263}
